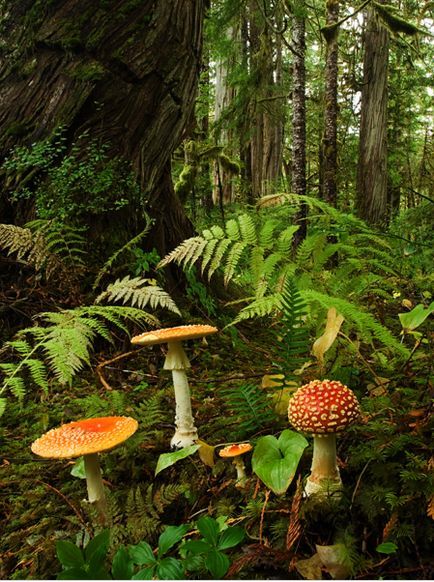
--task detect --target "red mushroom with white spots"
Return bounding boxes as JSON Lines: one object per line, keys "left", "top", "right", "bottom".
{"left": 288, "top": 379, "right": 360, "bottom": 498}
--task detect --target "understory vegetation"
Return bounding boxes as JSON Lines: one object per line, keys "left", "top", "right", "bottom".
{"left": 0, "top": 146, "right": 432, "bottom": 578}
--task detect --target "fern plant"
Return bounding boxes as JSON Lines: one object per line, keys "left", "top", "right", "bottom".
{"left": 220, "top": 382, "right": 276, "bottom": 438}
{"left": 0, "top": 220, "right": 86, "bottom": 281}
{"left": 0, "top": 305, "right": 158, "bottom": 416}
{"left": 95, "top": 275, "right": 180, "bottom": 315}
{"left": 159, "top": 195, "right": 409, "bottom": 359}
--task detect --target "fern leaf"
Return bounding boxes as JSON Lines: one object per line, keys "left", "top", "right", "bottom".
{"left": 221, "top": 382, "right": 275, "bottom": 437}
{"left": 208, "top": 239, "right": 232, "bottom": 280}
{"left": 224, "top": 241, "right": 248, "bottom": 286}
{"left": 95, "top": 276, "right": 180, "bottom": 315}
{"left": 225, "top": 218, "right": 241, "bottom": 240}
{"left": 25, "top": 359, "right": 49, "bottom": 392}
{"left": 157, "top": 236, "right": 204, "bottom": 269}
{"left": 0, "top": 398, "right": 6, "bottom": 417}
{"left": 238, "top": 214, "right": 257, "bottom": 245}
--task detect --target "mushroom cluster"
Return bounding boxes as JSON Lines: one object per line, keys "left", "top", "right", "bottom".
{"left": 131, "top": 324, "right": 218, "bottom": 449}
{"left": 288, "top": 379, "right": 360, "bottom": 498}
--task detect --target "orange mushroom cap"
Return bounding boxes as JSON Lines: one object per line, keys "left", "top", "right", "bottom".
{"left": 131, "top": 324, "right": 218, "bottom": 346}
{"left": 31, "top": 416, "right": 138, "bottom": 459}
{"left": 288, "top": 379, "right": 360, "bottom": 435}
{"left": 219, "top": 443, "right": 253, "bottom": 458}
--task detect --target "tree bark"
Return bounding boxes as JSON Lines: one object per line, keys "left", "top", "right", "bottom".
{"left": 0, "top": 0, "right": 204, "bottom": 255}
{"left": 356, "top": 4, "right": 389, "bottom": 226}
{"left": 291, "top": 13, "right": 307, "bottom": 245}
{"left": 321, "top": 0, "right": 339, "bottom": 207}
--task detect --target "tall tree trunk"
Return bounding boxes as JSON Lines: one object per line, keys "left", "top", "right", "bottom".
{"left": 291, "top": 13, "right": 307, "bottom": 245}
{"left": 356, "top": 4, "right": 389, "bottom": 225}
{"left": 0, "top": 0, "right": 203, "bottom": 255}
{"left": 321, "top": 0, "right": 339, "bottom": 207}
{"left": 212, "top": 25, "right": 238, "bottom": 205}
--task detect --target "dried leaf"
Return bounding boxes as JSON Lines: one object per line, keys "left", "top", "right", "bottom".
{"left": 197, "top": 439, "right": 215, "bottom": 468}
{"left": 312, "top": 308, "right": 344, "bottom": 364}
{"left": 261, "top": 374, "right": 285, "bottom": 389}
{"left": 271, "top": 384, "right": 298, "bottom": 416}
{"left": 295, "top": 553, "right": 323, "bottom": 580}
{"left": 316, "top": 543, "right": 352, "bottom": 579}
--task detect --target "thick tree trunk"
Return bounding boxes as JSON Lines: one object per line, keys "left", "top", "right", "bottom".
{"left": 291, "top": 14, "right": 307, "bottom": 245}
{"left": 0, "top": 0, "right": 203, "bottom": 255}
{"left": 321, "top": 0, "right": 339, "bottom": 207}
{"left": 356, "top": 4, "right": 389, "bottom": 226}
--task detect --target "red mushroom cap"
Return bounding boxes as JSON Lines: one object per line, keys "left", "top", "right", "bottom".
{"left": 288, "top": 379, "right": 360, "bottom": 435}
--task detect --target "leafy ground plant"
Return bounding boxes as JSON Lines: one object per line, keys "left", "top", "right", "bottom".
{"left": 55, "top": 518, "right": 245, "bottom": 580}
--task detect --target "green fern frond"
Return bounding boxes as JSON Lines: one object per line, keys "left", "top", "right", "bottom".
{"left": 153, "top": 483, "right": 187, "bottom": 513}
{"left": 95, "top": 275, "right": 180, "bottom": 315}
{"left": 221, "top": 382, "right": 275, "bottom": 438}
{"left": 24, "top": 359, "right": 49, "bottom": 392}
{"left": 157, "top": 236, "right": 205, "bottom": 269}
{"left": 238, "top": 214, "right": 257, "bottom": 244}
{"left": 224, "top": 241, "right": 248, "bottom": 286}
{"left": 301, "top": 289, "right": 410, "bottom": 358}
{"left": 208, "top": 239, "right": 232, "bottom": 280}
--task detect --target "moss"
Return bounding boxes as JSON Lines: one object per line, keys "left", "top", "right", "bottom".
{"left": 5, "top": 120, "right": 34, "bottom": 137}
{"left": 68, "top": 61, "right": 106, "bottom": 82}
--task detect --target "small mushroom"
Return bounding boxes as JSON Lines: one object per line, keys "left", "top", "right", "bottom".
{"left": 31, "top": 416, "right": 138, "bottom": 520}
{"left": 219, "top": 443, "right": 253, "bottom": 487}
{"left": 288, "top": 379, "right": 360, "bottom": 498}
{"left": 131, "top": 324, "right": 218, "bottom": 449}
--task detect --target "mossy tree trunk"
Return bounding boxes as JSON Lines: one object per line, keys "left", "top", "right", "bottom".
{"left": 0, "top": 0, "right": 204, "bottom": 255}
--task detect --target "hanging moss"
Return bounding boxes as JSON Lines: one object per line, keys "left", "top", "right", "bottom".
{"left": 373, "top": 2, "right": 420, "bottom": 36}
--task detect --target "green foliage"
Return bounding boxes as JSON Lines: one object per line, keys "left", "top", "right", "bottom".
{"left": 95, "top": 275, "right": 181, "bottom": 315}
{"left": 272, "top": 278, "right": 310, "bottom": 380}
{"left": 0, "top": 305, "right": 157, "bottom": 414}
{"left": 0, "top": 221, "right": 85, "bottom": 280}
{"left": 252, "top": 429, "right": 308, "bottom": 494}
{"left": 55, "top": 518, "right": 245, "bottom": 580}
{"left": 220, "top": 382, "right": 276, "bottom": 438}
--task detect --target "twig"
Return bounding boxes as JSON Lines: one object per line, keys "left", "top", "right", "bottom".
{"left": 259, "top": 489, "right": 271, "bottom": 546}
{"left": 96, "top": 347, "right": 146, "bottom": 390}
{"left": 350, "top": 459, "right": 373, "bottom": 509}
{"left": 36, "top": 479, "right": 91, "bottom": 534}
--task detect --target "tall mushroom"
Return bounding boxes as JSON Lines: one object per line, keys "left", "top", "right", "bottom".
{"left": 131, "top": 324, "right": 218, "bottom": 449}
{"left": 288, "top": 379, "right": 360, "bottom": 498}
{"left": 31, "top": 416, "right": 138, "bottom": 520}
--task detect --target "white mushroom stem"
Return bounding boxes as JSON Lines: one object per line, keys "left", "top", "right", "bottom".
{"left": 233, "top": 457, "right": 247, "bottom": 482}
{"left": 84, "top": 453, "right": 106, "bottom": 504}
{"left": 304, "top": 434, "right": 343, "bottom": 498}
{"left": 164, "top": 341, "right": 199, "bottom": 449}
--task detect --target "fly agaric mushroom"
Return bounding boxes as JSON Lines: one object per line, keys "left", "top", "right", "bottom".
{"left": 288, "top": 379, "right": 360, "bottom": 498}
{"left": 31, "top": 416, "right": 138, "bottom": 518}
{"left": 219, "top": 443, "right": 253, "bottom": 486}
{"left": 131, "top": 324, "right": 218, "bottom": 449}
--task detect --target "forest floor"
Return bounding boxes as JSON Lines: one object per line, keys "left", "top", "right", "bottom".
{"left": 0, "top": 270, "right": 433, "bottom": 580}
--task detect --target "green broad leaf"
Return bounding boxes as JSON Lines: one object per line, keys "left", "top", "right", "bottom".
{"left": 57, "top": 567, "right": 88, "bottom": 580}
{"left": 181, "top": 540, "right": 211, "bottom": 555}
{"left": 56, "top": 541, "right": 85, "bottom": 569}
{"left": 70, "top": 456, "right": 86, "bottom": 479}
{"left": 252, "top": 429, "right": 308, "bottom": 494}
{"left": 399, "top": 302, "right": 434, "bottom": 332}
{"left": 132, "top": 566, "right": 155, "bottom": 580}
{"left": 376, "top": 542, "right": 398, "bottom": 554}
{"left": 156, "top": 557, "right": 185, "bottom": 580}
{"left": 158, "top": 524, "right": 189, "bottom": 557}
{"left": 197, "top": 516, "right": 219, "bottom": 546}
{"left": 217, "top": 526, "right": 245, "bottom": 550}
{"left": 155, "top": 445, "right": 200, "bottom": 476}
{"left": 111, "top": 546, "right": 134, "bottom": 580}
{"left": 204, "top": 549, "right": 230, "bottom": 579}
{"left": 129, "top": 542, "right": 156, "bottom": 566}
{"left": 84, "top": 529, "right": 110, "bottom": 563}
